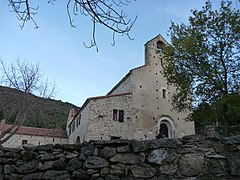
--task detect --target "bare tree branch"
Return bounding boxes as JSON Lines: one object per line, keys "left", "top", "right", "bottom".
{"left": 0, "top": 93, "right": 29, "bottom": 145}
{"left": 0, "top": 58, "right": 57, "bottom": 145}
{"left": 0, "top": 58, "right": 56, "bottom": 98}
{"left": 7, "top": 0, "right": 136, "bottom": 50}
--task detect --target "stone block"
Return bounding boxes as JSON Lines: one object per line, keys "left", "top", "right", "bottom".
{"left": 179, "top": 153, "right": 204, "bottom": 176}
{"left": 110, "top": 153, "right": 140, "bottom": 165}
{"left": 84, "top": 156, "right": 109, "bottom": 169}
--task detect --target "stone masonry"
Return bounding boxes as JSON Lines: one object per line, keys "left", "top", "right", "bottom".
{"left": 1, "top": 135, "right": 240, "bottom": 179}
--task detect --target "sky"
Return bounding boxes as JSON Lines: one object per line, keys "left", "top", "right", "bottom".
{"left": 0, "top": 0, "right": 239, "bottom": 106}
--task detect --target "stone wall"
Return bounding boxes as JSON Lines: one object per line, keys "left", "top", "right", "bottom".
{"left": 68, "top": 93, "right": 134, "bottom": 144}
{"left": 1, "top": 135, "right": 240, "bottom": 180}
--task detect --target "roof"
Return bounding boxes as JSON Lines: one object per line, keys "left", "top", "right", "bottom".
{"left": 0, "top": 123, "right": 68, "bottom": 138}
{"left": 107, "top": 72, "right": 131, "bottom": 95}
{"left": 144, "top": 34, "right": 169, "bottom": 46}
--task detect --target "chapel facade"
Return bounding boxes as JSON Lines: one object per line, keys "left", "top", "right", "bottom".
{"left": 67, "top": 35, "right": 195, "bottom": 144}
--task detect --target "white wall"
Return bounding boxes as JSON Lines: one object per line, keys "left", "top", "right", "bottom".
{"left": 2, "top": 133, "right": 68, "bottom": 148}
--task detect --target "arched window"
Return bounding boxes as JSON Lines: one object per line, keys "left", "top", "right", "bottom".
{"left": 76, "top": 136, "right": 80, "bottom": 144}
{"left": 156, "top": 116, "right": 175, "bottom": 139}
{"left": 156, "top": 41, "right": 164, "bottom": 53}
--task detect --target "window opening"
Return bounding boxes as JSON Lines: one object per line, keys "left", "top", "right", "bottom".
{"left": 160, "top": 58, "right": 163, "bottom": 66}
{"left": 72, "top": 121, "right": 75, "bottom": 132}
{"left": 113, "top": 109, "right": 124, "bottom": 122}
{"left": 156, "top": 123, "right": 168, "bottom": 138}
{"left": 162, "top": 89, "right": 167, "bottom": 98}
{"left": 111, "top": 136, "right": 121, "bottom": 140}
{"left": 78, "top": 115, "right": 81, "bottom": 126}
{"left": 119, "top": 110, "right": 124, "bottom": 122}
{"left": 22, "top": 140, "right": 28, "bottom": 145}
{"left": 76, "top": 136, "right": 80, "bottom": 144}
{"left": 69, "top": 125, "right": 72, "bottom": 135}
{"left": 113, "top": 109, "right": 118, "bottom": 121}
{"left": 156, "top": 41, "right": 164, "bottom": 53}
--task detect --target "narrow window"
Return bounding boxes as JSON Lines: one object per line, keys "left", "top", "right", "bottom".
{"left": 157, "top": 41, "right": 164, "bottom": 53}
{"left": 162, "top": 89, "right": 167, "bottom": 98}
{"left": 22, "top": 140, "right": 28, "bottom": 145}
{"left": 79, "top": 115, "right": 81, "bottom": 125}
{"left": 118, "top": 110, "right": 124, "bottom": 122}
{"left": 69, "top": 125, "right": 72, "bottom": 135}
{"left": 113, "top": 109, "right": 118, "bottom": 121}
{"left": 72, "top": 121, "right": 75, "bottom": 132}
{"left": 76, "top": 136, "right": 80, "bottom": 144}
{"left": 76, "top": 117, "right": 79, "bottom": 127}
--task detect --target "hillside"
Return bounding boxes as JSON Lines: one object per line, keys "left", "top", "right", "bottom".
{"left": 0, "top": 86, "right": 79, "bottom": 130}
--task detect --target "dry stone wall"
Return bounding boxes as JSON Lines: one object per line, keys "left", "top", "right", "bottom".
{"left": 0, "top": 135, "right": 240, "bottom": 180}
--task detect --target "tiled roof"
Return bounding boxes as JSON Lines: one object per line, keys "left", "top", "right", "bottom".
{"left": 88, "top": 92, "right": 132, "bottom": 101}
{"left": 0, "top": 123, "right": 67, "bottom": 138}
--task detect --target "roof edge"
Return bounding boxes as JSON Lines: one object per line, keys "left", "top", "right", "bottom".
{"left": 69, "top": 92, "right": 132, "bottom": 126}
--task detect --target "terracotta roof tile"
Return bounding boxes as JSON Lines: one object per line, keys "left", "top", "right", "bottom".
{"left": 0, "top": 123, "right": 67, "bottom": 138}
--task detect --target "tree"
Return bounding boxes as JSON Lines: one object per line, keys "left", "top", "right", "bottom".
{"left": 0, "top": 58, "right": 56, "bottom": 145}
{"left": 0, "top": 58, "right": 56, "bottom": 98}
{"left": 7, "top": 0, "right": 136, "bottom": 51}
{"left": 193, "top": 93, "right": 240, "bottom": 135}
{"left": 162, "top": 0, "right": 240, "bottom": 136}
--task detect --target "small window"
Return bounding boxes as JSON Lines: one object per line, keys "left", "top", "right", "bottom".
{"left": 76, "top": 115, "right": 81, "bottom": 127}
{"left": 22, "top": 140, "right": 28, "bottom": 145}
{"left": 78, "top": 115, "right": 81, "bottom": 125}
{"left": 111, "top": 136, "right": 121, "bottom": 140}
{"left": 76, "top": 136, "right": 80, "bottom": 144}
{"left": 162, "top": 89, "right": 167, "bottom": 98}
{"left": 113, "top": 109, "right": 118, "bottom": 121}
{"left": 157, "top": 41, "right": 164, "bottom": 53}
{"left": 72, "top": 121, "right": 75, "bottom": 132}
{"left": 113, "top": 109, "right": 124, "bottom": 122}
{"left": 119, "top": 110, "right": 124, "bottom": 122}
{"left": 69, "top": 125, "right": 72, "bottom": 135}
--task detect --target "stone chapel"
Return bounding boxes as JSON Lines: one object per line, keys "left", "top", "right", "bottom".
{"left": 67, "top": 35, "right": 195, "bottom": 144}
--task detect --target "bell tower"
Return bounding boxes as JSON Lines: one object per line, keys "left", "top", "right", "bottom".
{"left": 144, "top": 34, "right": 168, "bottom": 65}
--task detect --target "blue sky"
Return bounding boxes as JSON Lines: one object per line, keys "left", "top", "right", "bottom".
{"left": 0, "top": 0, "right": 237, "bottom": 106}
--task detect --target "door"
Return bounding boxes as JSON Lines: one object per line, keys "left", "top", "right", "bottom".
{"left": 157, "top": 123, "right": 168, "bottom": 138}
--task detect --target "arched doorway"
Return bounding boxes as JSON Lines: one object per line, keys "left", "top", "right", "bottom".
{"left": 76, "top": 136, "right": 80, "bottom": 144}
{"left": 156, "top": 116, "right": 175, "bottom": 139}
{"left": 159, "top": 123, "right": 168, "bottom": 138}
